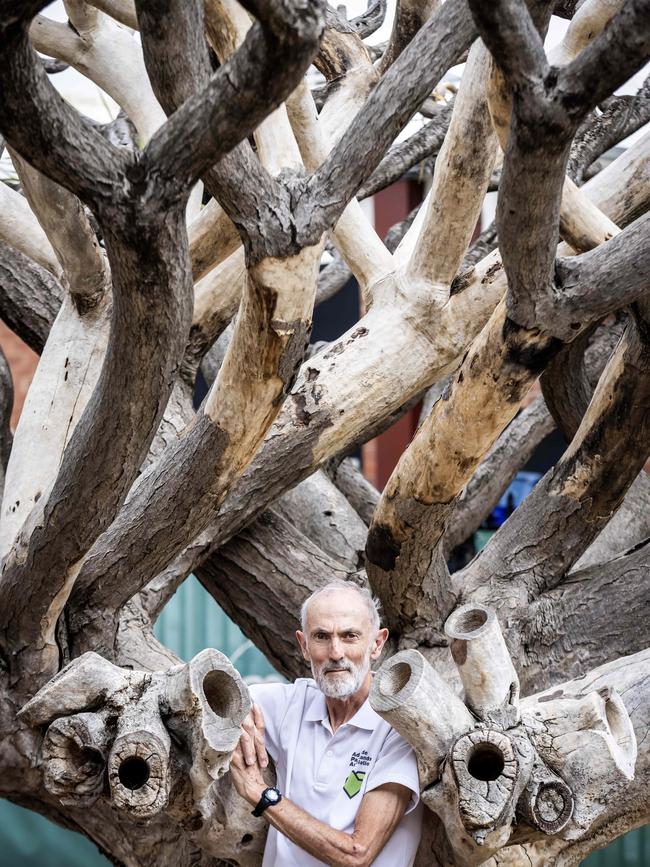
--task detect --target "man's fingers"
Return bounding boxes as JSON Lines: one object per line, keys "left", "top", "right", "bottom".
{"left": 252, "top": 704, "right": 269, "bottom": 768}
{"left": 230, "top": 743, "right": 245, "bottom": 769}
{"left": 252, "top": 703, "right": 266, "bottom": 732}
{"left": 241, "top": 704, "right": 268, "bottom": 768}
{"left": 240, "top": 727, "right": 257, "bottom": 766}
{"left": 255, "top": 731, "right": 268, "bottom": 768}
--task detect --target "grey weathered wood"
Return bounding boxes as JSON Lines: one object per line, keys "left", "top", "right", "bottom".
{"left": 0, "top": 238, "right": 62, "bottom": 352}
{"left": 461, "top": 304, "right": 650, "bottom": 605}
{"left": 444, "top": 397, "right": 555, "bottom": 554}
{"left": 521, "top": 537, "right": 650, "bottom": 692}
{"left": 568, "top": 74, "right": 650, "bottom": 184}
{"left": 0, "top": 0, "right": 648, "bottom": 863}
{"left": 373, "top": 611, "right": 643, "bottom": 866}
{"left": 359, "top": 100, "right": 453, "bottom": 199}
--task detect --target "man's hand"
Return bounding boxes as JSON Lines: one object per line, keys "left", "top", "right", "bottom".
{"left": 229, "top": 703, "right": 268, "bottom": 807}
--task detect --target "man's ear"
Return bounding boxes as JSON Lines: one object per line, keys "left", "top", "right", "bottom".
{"left": 370, "top": 628, "right": 389, "bottom": 660}
{"left": 296, "top": 629, "right": 310, "bottom": 661}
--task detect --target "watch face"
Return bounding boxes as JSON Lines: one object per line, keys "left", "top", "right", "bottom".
{"left": 266, "top": 788, "right": 280, "bottom": 803}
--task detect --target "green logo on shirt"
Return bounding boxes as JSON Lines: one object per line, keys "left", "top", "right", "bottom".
{"left": 343, "top": 770, "right": 366, "bottom": 799}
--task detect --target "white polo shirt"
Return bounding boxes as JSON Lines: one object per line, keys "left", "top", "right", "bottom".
{"left": 249, "top": 678, "right": 422, "bottom": 867}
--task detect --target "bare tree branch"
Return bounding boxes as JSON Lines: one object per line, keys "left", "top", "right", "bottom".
{"left": 347, "top": 0, "right": 387, "bottom": 38}
{"left": 185, "top": 248, "right": 246, "bottom": 370}
{"left": 568, "top": 74, "right": 650, "bottom": 184}
{"left": 0, "top": 290, "right": 110, "bottom": 560}
{"left": 140, "top": 0, "right": 325, "bottom": 196}
{"left": 472, "top": 0, "right": 649, "bottom": 327}
{"left": 87, "top": 0, "right": 137, "bottom": 29}
{"left": 365, "top": 296, "right": 561, "bottom": 638}
{"left": 188, "top": 199, "right": 241, "bottom": 282}
{"left": 315, "top": 7, "right": 376, "bottom": 83}
{"left": 574, "top": 471, "right": 650, "bottom": 570}
{"left": 0, "top": 240, "right": 62, "bottom": 352}
{"left": 377, "top": 0, "right": 440, "bottom": 74}
{"left": 315, "top": 11, "right": 379, "bottom": 152}
{"left": 0, "top": 5, "right": 128, "bottom": 207}
{"left": 358, "top": 100, "right": 453, "bottom": 199}
{"left": 399, "top": 41, "right": 497, "bottom": 301}
{"left": 68, "top": 239, "right": 322, "bottom": 655}
{"left": 444, "top": 396, "right": 555, "bottom": 555}
{"left": 484, "top": 0, "right": 636, "bottom": 259}
{"left": 273, "top": 470, "right": 367, "bottom": 570}
{"left": 287, "top": 81, "right": 393, "bottom": 306}
{"left": 553, "top": 0, "right": 583, "bottom": 18}
{"left": 40, "top": 56, "right": 68, "bottom": 73}
{"left": 326, "top": 459, "right": 380, "bottom": 527}
{"left": 590, "top": 128, "right": 650, "bottom": 225}
{"left": 549, "top": 0, "right": 626, "bottom": 66}
{"left": 302, "top": 0, "right": 477, "bottom": 239}
{"left": 461, "top": 220, "right": 498, "bottom": 268}
{"left": 0, "top": 180, "right": 62, "bottom": 278}
{"left": 0, "top": 345, "right": 13, "bottom": 474}
{"left": 134, "top": 0, "right": 292, "bottom": 262}
{"left": 204, "top": 0, "right": 305, "bottom": 179}
{"left": 461, "top": 302, "right": 650, "bottom": 604}
{"left": 29, "top": 8, "right": 165, "bottom": 143}
{"left": 449, "top": 317, "right": 630, "bottom": 557}
{"left": 10, "top": 150, "right": 108, "bottom": 312}
{"left": 0, "top": 198, "right": 194, "bottom": 682}
{"left": 541, "top": 324, "right": 600, "bottom": 442}
{"left": 521, "top": 539, "right": 650, "bottom": 692}
{"left": 550, "top": 212, "right": 650, "bottom": 333}
{"left": 558, "top": 0, "right": 650, "bottom": 124}
{"left": 315, "top": 251, "right": 353, "bottom": 306}
{"left": 467, "top": 0, "right": 548, "bottom": 89}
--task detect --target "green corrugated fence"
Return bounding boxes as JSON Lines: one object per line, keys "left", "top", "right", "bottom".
{"left": 0, "top": 577, "right": 645, "bottom": 865}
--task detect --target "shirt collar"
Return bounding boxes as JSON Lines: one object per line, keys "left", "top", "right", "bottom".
{"left": 304, "top": 686, "right": 380, "bottom": 731}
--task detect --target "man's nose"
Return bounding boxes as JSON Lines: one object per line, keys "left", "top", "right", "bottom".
{"left": 329, "top": 637, "right": 344, "bottom": 659}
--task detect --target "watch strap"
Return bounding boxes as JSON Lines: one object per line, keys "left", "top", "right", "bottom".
{"left": 252, "top": 786, "right": 282, "bottom": 817}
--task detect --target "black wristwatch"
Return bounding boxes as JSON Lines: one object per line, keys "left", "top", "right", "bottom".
{"left": 252, "top": 786, "right": 282, "bottom": 817}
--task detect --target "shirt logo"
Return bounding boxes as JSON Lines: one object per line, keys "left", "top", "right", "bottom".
{"left": 343, "top": 770, "right": 366, "bottom": 799}
{"left": 349, "top": 749, "right": 372, "bottom": 768}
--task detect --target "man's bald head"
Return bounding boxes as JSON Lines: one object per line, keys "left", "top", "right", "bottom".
{"left": 300, "top": 580, "right": 381, "bottom": 634}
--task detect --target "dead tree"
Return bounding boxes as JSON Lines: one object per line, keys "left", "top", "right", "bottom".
{"left": 0, "top": 0, "right": 649, "bottom": 864}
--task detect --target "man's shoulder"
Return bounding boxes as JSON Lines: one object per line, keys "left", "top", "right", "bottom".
{"left": 248, "top": 677, "right": 315, "bottom": 695}
{"left": 248, "top": 678, "right": 316, "bottom": 717}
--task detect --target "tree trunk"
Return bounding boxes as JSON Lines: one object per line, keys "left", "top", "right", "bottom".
{"left": 0, "top": 0, "right": 648, "bottom": 863}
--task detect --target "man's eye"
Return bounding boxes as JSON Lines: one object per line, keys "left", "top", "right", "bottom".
{"left": 344, "top": 633, "right": 359, "bottom": 640}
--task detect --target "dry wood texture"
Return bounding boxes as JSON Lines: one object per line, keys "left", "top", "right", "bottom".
{"left": 0, "top": 0, "right": 648, "bottom": 864}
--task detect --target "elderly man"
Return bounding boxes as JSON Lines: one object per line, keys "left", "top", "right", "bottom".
{"left": 229, "top": 580, "right": 422, "bottom": 866}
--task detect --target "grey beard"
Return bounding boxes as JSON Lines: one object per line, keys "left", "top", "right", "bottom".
{"left": 313, "top": 655, "right": 371, "bottom": 699}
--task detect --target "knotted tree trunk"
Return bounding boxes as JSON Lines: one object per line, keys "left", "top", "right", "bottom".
{"left": 0, "top": 0, "right": 648, "bottom": 864}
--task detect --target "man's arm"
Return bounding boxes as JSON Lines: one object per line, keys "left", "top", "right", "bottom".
{"left": 230, "top": 741, "right": 412, "bottom": 867}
